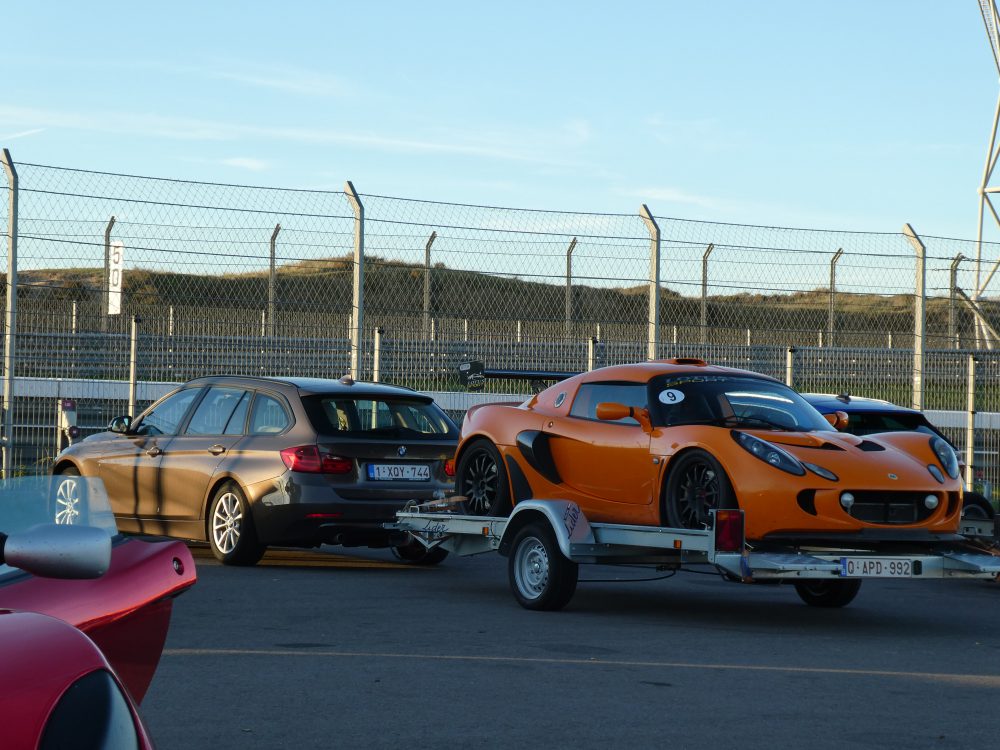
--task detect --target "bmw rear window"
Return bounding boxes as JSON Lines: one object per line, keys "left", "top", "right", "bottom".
{"left": 302, "top": 395, "right": 458, "bottom": 439}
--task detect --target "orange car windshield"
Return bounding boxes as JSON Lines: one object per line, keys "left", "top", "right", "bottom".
{"left": 651, "top": 375, "right": 834, "bottom": 433}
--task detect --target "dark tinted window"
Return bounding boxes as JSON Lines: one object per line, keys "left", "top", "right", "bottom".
{"left": 249, "top": 393, "right": 291, "bottom": 434}
{"left": 845, "top": 412, "right": 941, "bottom": 439}
{"left": 223, "top": 392, "right": 251, "bottom": 435}
{"left": 570, "top": 383, "right": 647, "bottom": 425}
{"left": 185, "top": 387, "right": 251, "bottom": 436}
{"left": 136, "top": 389, "right": 200, "bottom": 436}
{"left": 302, "top": 396, "right": 457, "bottom": 438}
{"left": 651, "top": 375, "right": 833, "bottom": 431}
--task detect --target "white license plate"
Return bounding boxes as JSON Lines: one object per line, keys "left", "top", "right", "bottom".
{"left": 367, "top": 464, "right": 431, "bottom": 481}
{"left": 840, "top": 557, "right": 914, "bottom": 578}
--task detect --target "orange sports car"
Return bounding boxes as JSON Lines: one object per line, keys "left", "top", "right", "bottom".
{"left": 454, "top": 359, "right": 965, "bottom": 543}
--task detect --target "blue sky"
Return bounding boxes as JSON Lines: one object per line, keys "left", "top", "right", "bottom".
{"left": 1, "top": 1, "right": 996, "bottom": 239}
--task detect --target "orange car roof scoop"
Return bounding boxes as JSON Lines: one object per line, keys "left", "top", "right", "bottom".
{"left": 658, "top": 357, "right": 707, "bottom": 367}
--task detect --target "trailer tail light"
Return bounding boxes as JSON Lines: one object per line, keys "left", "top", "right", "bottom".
{"left": 281, "top": 445, "right": 353, "bottom": 474}
{"left": 444, "top": 459, "right": 456, "bottom": 477}
{"left": 714, "top": 509, "right": 745, "bottom": 552}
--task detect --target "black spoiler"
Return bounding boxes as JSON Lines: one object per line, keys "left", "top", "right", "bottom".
{"left": 457, "top": 361, "right": 580, "bottom": 393}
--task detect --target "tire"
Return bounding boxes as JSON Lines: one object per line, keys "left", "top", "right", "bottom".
{"left": 507, "top": 521, "right": 578, "bottom": 611}
{"left": 456, "top": 439, "right": 513, "bottom": 517}
{"left": 52, "top": 467, "right": 88, "bottom": 526}
{"left": 794, "top": 579, "right": 862, "bottom": 608}
{"left": 391, "top": 540, "right": 449, "bottom": 566}
{"left": 663, "top": 449, "right": 736, "bottom": 530}
{"left": 208, "top": 482, "right": 266, "bottom": 566}
{"left": 962, "top": 492, "right": 996, "bottom": 520}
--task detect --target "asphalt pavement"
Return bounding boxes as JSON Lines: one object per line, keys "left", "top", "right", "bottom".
{"left": 142, "top": 544, "right": 1000, "bottom": 750}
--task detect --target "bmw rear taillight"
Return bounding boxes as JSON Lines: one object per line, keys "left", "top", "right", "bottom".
{"left": 444, "top": 458, "right": 456, "bottom": 477}
{"left": 281, "top": 445, "right": 353, "bottom": 474}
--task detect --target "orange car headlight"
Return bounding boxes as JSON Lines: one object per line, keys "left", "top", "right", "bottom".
{"left": 930, "top": 437, "right": 960, "bottom": 479}
{"left": 731, "top": 430, "right": 806, "bottom": 476}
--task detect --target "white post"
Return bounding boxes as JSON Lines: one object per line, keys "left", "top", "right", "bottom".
{"left": 1, "top": 149, "right": 18, "bottom": 478}
{"left": 966, "top": 354, "right": 976, "bottom": 489}
{"left": 903, "top": 223, "right": 926, "bottom": 411}
{"left": 373, "top": 327, "right": 383, "bottom": 383}
{"left": 640, "top": 204, "right": 661, "bottom": 360}
{"left": 423, "top": 231, "right": 436, "bottom": 339}
{"left": 587, "top": 337, "right": 597, "bottom": 371}
{"left": 785, "top": 347, "right": 795, "bottom": 387}
{"left": 268, "top": 223, "right": 280, "bottom": 337}
{"left": 344, "top": 181, "right": 365, "bottom": 380}
{"left": 564, "top": 237, "right": 577, "bottom": 338}
{"left": 128, "top": 315, "right": 139, "bottom": 418}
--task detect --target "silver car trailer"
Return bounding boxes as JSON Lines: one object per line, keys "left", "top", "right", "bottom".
{"left": 390, "top": 498, "right": 1000, "bottom": 611}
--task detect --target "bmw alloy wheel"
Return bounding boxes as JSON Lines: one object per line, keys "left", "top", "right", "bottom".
{"left": 54, "top": 476, "right": 81, "bottom": 525}
{"left": 212, "top": 491, "right": 243, "bottom": 555}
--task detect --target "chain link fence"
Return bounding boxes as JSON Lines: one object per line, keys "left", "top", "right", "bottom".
{"left": 2, "top": 154, "right": 999, "bottom": 495}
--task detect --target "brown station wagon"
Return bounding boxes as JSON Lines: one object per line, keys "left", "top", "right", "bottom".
{"left": 51, "top": 375, "right": 458, "bottom": 565}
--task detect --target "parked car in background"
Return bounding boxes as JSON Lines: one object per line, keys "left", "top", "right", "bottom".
{"left": 802, "top": 393, "right": 996, "bottom": 519}
{"left": 456, "top": 359, "right": 967, "bottom": 545}
{"left": 0, "top": 476, "right": 196, "bottom": 748}
{"left": 51, "top": 375, "right": 459, "bottom": 566}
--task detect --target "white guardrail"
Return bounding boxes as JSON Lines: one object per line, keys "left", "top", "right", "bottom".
{"left": 11, "top": 376, "right": 1000, "bottom": 431}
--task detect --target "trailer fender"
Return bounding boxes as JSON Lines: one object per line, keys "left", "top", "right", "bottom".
{"left": 498, "top": 500, "right": 595, "bottom": 559}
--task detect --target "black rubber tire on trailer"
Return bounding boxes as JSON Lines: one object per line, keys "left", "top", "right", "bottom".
{"left": 391, "top": 540, "right": 449, "bottom": 566}
{"left": 208, "top": 482, "right": 266, "bottom": 566}
{"left": 961, "top": 492, "right": 996, "bottom": 520}
{"left": 456, "top": 439, "right": 513, "bottom": 517}
{"left": 507, "top": 520, "right": 578, "bottom": 611}
{"left": 793, "top": 579, "right": 862, "bottom": 608}
{"left": 51, "top": 467, "right": 89, "bottom": 526}
{"left": 663, "top": 449, "right": 737, "bottom": 530}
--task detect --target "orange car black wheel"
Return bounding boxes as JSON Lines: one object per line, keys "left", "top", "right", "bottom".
{"left": 456, "top": 439, "right": 513, "bottom": 516}
{"left": 664, "top": 449, "right": 736, "bottom": 530}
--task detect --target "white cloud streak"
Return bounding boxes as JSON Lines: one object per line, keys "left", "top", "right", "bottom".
{"left": 0, "top": 105, "right": 578, "bottom": 166}
{"left": 1, "top": 128, "right": 44, "bottom": 141}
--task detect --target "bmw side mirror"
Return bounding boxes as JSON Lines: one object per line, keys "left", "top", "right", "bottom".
{"left": 108, "top": 415, "right": 132, "bottom": 434}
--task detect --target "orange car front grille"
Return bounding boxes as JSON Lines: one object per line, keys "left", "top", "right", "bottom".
{"left": 845, "top": 491, "right": 938, "bottom": 524}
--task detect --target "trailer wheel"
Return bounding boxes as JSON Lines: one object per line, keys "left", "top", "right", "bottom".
{"left": 508, "top": 521, "right": 578, "bottom": 611}
{"left": 794, "top": 579, "right": 862, "bottom": 608}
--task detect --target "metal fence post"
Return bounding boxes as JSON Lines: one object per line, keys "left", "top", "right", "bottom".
{"left": 423, "top": 231, "right": 436, "bottom": 339}
{"left": 949, "top": 253, "right": 964, "bottom": 349}
{"left": 903, "top": 224, "right": 926, "bottom": 410}
{"left": 373, "top": 327, "right": 383, "bottom": 383}
{"left": 700, "top": 243, "right": 713, "bottom": 344}
{"left": 344, "top": 181, "right": 364, "bottom": 379}
{"left": 128, "top": 315, "right": 140, "bottom": 418}
{"left": 268, "top": 223, "right": 280, "bottom": 337}
{"left": 828, "top": 248, "right": 843, "bottom": 347}
{"left": 640, "top": 204, "right": 661, "bottom": 360}
{"left": 1, "top": 149, "right": 18, "bottom": 478}
{"left": 966, "top": 354, "right": 976, "bottom": 489}
{"left": 785, "top": 347, "right": 796, "bottom": 387}
{"left": 564, "top": 237, "right": 577, "bottom": 338}
{"left": 587, "top": 336, "right": 597, "bottom": 371}
{"left": 102, "top": 216, "right": 116, "bottom": 333}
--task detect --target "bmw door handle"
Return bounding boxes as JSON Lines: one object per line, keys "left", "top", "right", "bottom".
{"left": 146, "top": 446, "right": 162, "bottom": 457}
{"left": 208, "top": 444, "right": 226, "bottom": 456}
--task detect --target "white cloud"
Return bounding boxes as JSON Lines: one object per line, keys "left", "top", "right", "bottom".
{"left": 0, "top": 105, "right": 580, "bottom": 166}
{"left": 221, "top": 157, "right": 269, "bottom": 171}
{"left": 1, "top": 128, "right": 44, "bottom": 141}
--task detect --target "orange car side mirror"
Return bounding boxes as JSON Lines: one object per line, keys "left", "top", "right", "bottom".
{"left": 596, "top": 403, "right": 653, "bottom": 433}
{"left": 823, "top": 410, "right": 849, "bottom": 430}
